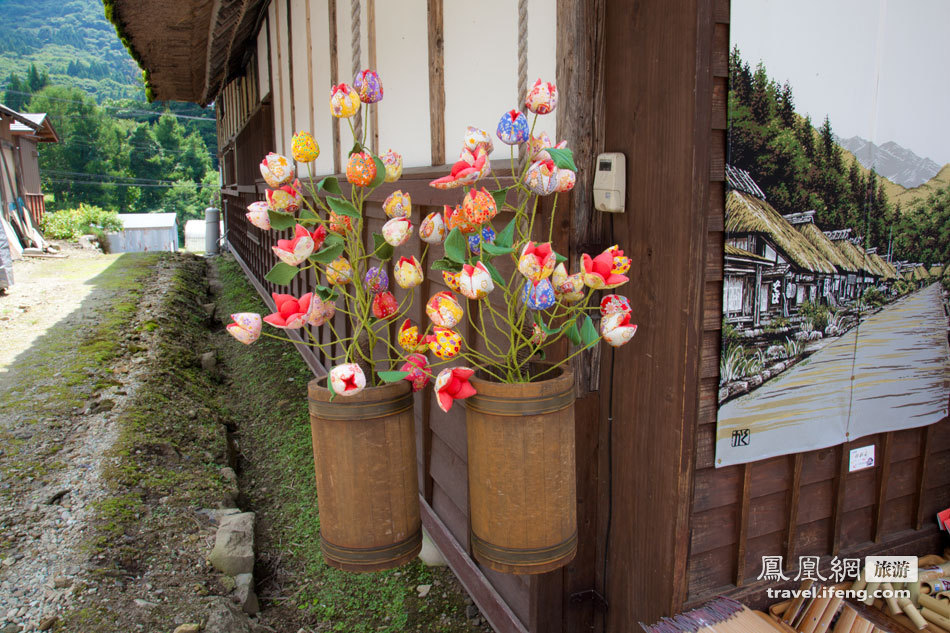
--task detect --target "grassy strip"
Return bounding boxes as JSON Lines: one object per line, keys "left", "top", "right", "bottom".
{"left": 214, "top": 256, "right": 476, "bottom": 632}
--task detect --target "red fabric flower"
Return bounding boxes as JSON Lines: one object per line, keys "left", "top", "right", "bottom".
{"left": 581, "top": 249, "right": 629, "bottom": 289}
{"left": 263, "top": 292, "right": 314, "bottom": 329}
{"left": 435, "top": 367, "right": 477, "bottom": 413}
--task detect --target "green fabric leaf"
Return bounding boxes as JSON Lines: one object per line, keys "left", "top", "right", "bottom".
{"left": 481, "top": 242, "right": 513, "bottom": 257}
{"left": 534, "top": 313, "right": 559, "bottom": 335}
{"left": 267, "top": 209, "right": 296, "bottom": 231}
{"left": 482, "top": 260, "right": 505, "bottom": 287}
{"left": 348, "top": 140, "right": 363, "bottom": 156}
{"left": 495, "top": 218, "right": 516, "bottom": 249}
{"left": 554, "top": 251, "right": 568, "bottom": 263}
{"left": 327, "top": 376, "right": 336, "bottom": 400}
{"left": 314, "top": 284, "right": 339, "bottom": 301}
{"left": 431, "top": 257, "right": 463, "bottom": 273}
{"left": 369, "top": 156, "right": 386, "bottom": 189}
{"left": 327, "top": 196, "right": 360, "bottom": 219}
{"left": 490, "top": 187, "right": 510, "bottom": 210}
{"left": 324, "top": 233, "right": 344, "bottom": 247}
{"left": 565, "top": 319, "right": 581, "bottom": 345}
{"left": 372, "top": 233, "right": 395, "bottom": 261}
{"left": 311, "top": 241, "right": 345, "bottom": 264}
{"left": 317, "top": 176, "right": 342, "bottom": 196}
{"left": 581, "top": 315, "right": 599, "bottom": 346}
{"left": 377, "top": 370, "right": 410, "bottom": 383}
{"left": 547, "top": 147, "right": 578, "bottom": 172}
{"left": 444, "top": 228, "right": 467, "bottom": 264}
{"left": 264, "top": 262, "right": 300, "bottom": 286}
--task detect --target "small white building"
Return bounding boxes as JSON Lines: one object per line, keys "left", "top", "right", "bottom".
{"left": 183, "top": 218, "right": 224, "bottom": 252}
{"left": 106, "top": 213, "right": 179, "bottom": 253}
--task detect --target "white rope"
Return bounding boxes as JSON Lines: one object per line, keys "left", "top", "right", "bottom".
{"left": 351, "top": 0, "right": 363, "bottom": 142}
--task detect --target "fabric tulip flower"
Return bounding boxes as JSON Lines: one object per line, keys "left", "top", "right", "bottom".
{"left": 520, "top": 278, "right": 557, "bottom": 310}
{"left": 346, "top": 151, "right": 377, "bottom": 187}
{"left": 428, "top": 327, "right": 463, "bottom": 360}
{"left": 227, "top": 312, "right": 262, "bottom": 345}
{"left": 264, "top": 292, "right": 315, "bottom": 329}
{"left": 363, "top": 266, "right": 389, "bottom": 294}
{"left": 372, "top": 291, "right": 398, "bottom": 320}
{"left": 326, "top": 256, "right": 353, "bottom": 285}
{"left": 291, "top": 131, "right": 319, "bottom": 163}
{"left": 266, "top": 179, "right": 303, "bottom": 213}
{"left": 458, "top": 262, "right": 494, "bottom": 300}
{"left": 496, "top": 109, "right": 529, "bottom": 145}
{"left": 330, "top": 83, "right": 360, "bottom": 118}
{"left": 383, "top": 190, "right": 411, "bottom": 219}
{"left": 601, "top": 311, "right": 638, "bottom": 347}
{"left": 393, "top": 256, "right": 423, "bottom": 289}
{"left": 310, "top": 224, "right": 328, "bottom": 252}
{"left": 526, "top": 132, "right": 553, "bottom": 161}
{"left": 444, "top": 204, "right": 479, "bottom": 235}
{"left": 329, "top": 363, "right": 366, "bottom": 396}
{"left": 354, "top": 69, "right": 383, "bottom": 103}
{"left": 382, "top": 217, "right": 412, "bottom": 246}
{"left": 307, "top": 297, "right": 336, "bottom": 326}
{"left": 271, "top": 224, "right": 315, "bottom": 266}
{"left": 398, "top": 320, "right": 429, "bottom": 353}
{"left": 419, "top": 211, "right": 446, "bottom": 244}
{"left": 530, "top": 323, "right": 548, "bottom": 346}
{"left": 555, "top": 168, "right": 576, "bottom": 193}
{"left": 429, "top": 144, "right": 492, "bottom": 190}
{"left": 582, "top": 248, "right": 629, "bottom": 289}
{"left": 600, "top": 294, "right": 632, "bottom": 317}
{"left": 434, "top": 367, "right": 476, "bottom": 412}
{"left": 525, "top": 78, "right": 558, "bottom": 114}
{"left": 605, "top": 245, "right": 631, "bottom": 274}
{"left": 329, "top": 211, "right": 353, "bottom": 235}
{"left": 552, "top": 263, "right": 586, "bottom": 303}
{"left": 524, "top": 159, "right": 559, "bottom": 196}
{"left": 382, "top": 149, "right": 403, "bottom": 182}
{"left": 260, "top": 152, "right": 295, "bottom": 188}
{"left": 518, "top": 241, "right": 556, "bottom": 282}
{"left": 400, "top": 354, "right": 430, "bottom": 392}
{"left": 426, "top": 291, "right": 463, "bottom": 328}
{"left": 463, "top": 126, "right": 494, "bottom": 154}
{"left": 442, "top": 270, "right": 461, "bottom": 292}
{"left": 462, "top": 187, "right": 498, "bottom": 225}
{"left": 468, "top": 225, "right": 495, "bottom": 255}
{"left": 246, "top": 201, "right": 271, "bottom": 230}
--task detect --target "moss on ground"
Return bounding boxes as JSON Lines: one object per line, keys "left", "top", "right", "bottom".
{"left": 213, "top": 256, "right": 481, "bottom": 633}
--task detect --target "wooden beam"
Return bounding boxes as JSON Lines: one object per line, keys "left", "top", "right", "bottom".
{"left": 831, "top": 443, "right": 850, "bottom": 555}
{"left": 426, "top": 0, "right": 445, "bottom": 165}
{"left": 273, "top": 1, "right": 286, "bottom": 153}
{"left": 735, "top": 463, "right": 752, "bottom": 586}
{"left": 915, "top": 425, "right": 933, "bottom": 530}
{"left": 328, "top": 0, "right": 341, "bottom": 173}
{"left": 873, "top": 433, "right": 892, "bottom": 541}
{"left": 305, "top": 0, "right": 316, "bottom": 136}
{"left": 367, "top": 0, "right": 378, "bottom": 154}
{"left": 785, "top": 453, "right": 803, "bottom": 568}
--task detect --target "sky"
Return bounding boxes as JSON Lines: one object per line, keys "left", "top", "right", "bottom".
{"left": 731, "top": 0, "right": 950, "bottom": 167}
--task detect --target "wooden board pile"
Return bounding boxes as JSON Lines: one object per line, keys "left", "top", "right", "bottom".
{"left": 642, "top": 597, "right": 795, "bottom": 633}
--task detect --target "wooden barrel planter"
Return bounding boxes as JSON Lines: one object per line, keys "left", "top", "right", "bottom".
{"left": 307, "top": 378, "right": 421, "bottom": 572}
{"left": 465, "top": 367, "right": 577, "bottom": 574}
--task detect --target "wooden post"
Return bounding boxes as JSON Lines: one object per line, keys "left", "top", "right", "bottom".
{"left": 426, "top": 0, "right": 445, "bottom": 166}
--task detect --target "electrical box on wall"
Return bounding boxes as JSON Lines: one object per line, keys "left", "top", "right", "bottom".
{"left": 593, "top": 152, "right": 625, "bottom": 213}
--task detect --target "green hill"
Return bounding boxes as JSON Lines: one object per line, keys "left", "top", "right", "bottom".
{"left": 0, "top": 0, "right": 142, "bottom": 102}
{"left": 890, "top": 164, "right": 950, "bottom": 210}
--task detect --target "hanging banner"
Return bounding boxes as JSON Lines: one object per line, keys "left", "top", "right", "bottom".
{"left": 716, "top": 0, "right": 950, "bottom": 467}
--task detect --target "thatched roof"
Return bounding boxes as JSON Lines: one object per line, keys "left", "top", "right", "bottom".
{"left": 106, "top": 0, "right": 267, "bottom": 103}
{"left": 726, "top": 165, "right": 767, "bottom": 199}
{"left": 794, "top": 219, "right": 857, "bottom": 273}
{"left": 867, "top": 253, "right": 896, "bottom": 279}
{"left": 724, "top": 244, "right": 771, "bottom": 263}
{"left": 914, "top": 266, "right": 931, "bottom": 281}
{"left": 929, "top": 265, "right": 944, "bottom": 278}
{"left": 726, "top": 190, "right": 837, "bottom": 274}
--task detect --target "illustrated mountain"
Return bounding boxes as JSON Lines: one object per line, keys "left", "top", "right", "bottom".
{"left": 837, "top": 135, "right": 942, "bottom": 189}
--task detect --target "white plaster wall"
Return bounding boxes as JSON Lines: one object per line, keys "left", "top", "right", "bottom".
{"left": 268, "top": 2, "right": 285, "bottom": 156}
{"left": 256, "top": 24, "right": 270, "bottom": 99}
{"left": 375, "top": 0, "right": 431, "bottom": 168}
{"left": 290, "top": 0, "right": 312, "bottom": 151}
{"left": 306, "top": 0, "right": 337, "bottom": 176}
{"left": 527, "top": 0, "right": 558, "bottom": 140}
{"left": 335, "top": 0, "right": 370, "bottom": 166}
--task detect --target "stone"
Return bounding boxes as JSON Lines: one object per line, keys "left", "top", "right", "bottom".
{"left": 78, "top": 235, "right": 98, "bottom": 250}
{"left": 416, "top": 584, "right": 431, "bottom": 598}
{"left": 52, "top": 576, "right": 70, "bottom": 589}
{"left": 418, "top": 530, "right": 446, "bottom": 567}
{"left": 38, "top": 617, "right": 58, "bottom": 631}
{"left": 202, "top": 303, "right": 216, "bottom": 319}
{"left": 203, "top": 597, "right": 268, "bottom": 633}
{"left": 1, "top": 624, "right": 22, "bottom": 633}
{"left": 200, "top": 352, "right": 217, "bottom": 373}
{"left": 208, "top": 512, "right": 255, "bottom": 576}
{"left": 173, "top": 625, "right": 201, "bottom": 633}
{"left": 232, "top": 573, "right": 259, "bottom": 615}
{"left": 466, "top": 604, "right": 479, "bottom": 619}
{"left": 134, "top": 599, "right": 158, "bottom": 608}
{"left": 219, "top": 467, "right": 239, "bottom": 497}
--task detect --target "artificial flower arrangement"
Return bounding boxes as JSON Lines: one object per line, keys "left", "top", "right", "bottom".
{"left": 228, "top": 72, "right": 637, "bottom": 412}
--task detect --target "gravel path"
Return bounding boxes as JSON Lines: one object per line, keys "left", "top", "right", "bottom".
{"left": 0, "top": 247, "right": 169, "bottom": 633}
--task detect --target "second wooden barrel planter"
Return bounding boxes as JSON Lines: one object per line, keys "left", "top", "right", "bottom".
{"left": 465, "top": 367, "right": 577, "bottom": 574}
{"left": 307, "top": 378, "right": 421, "bottom": 572}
